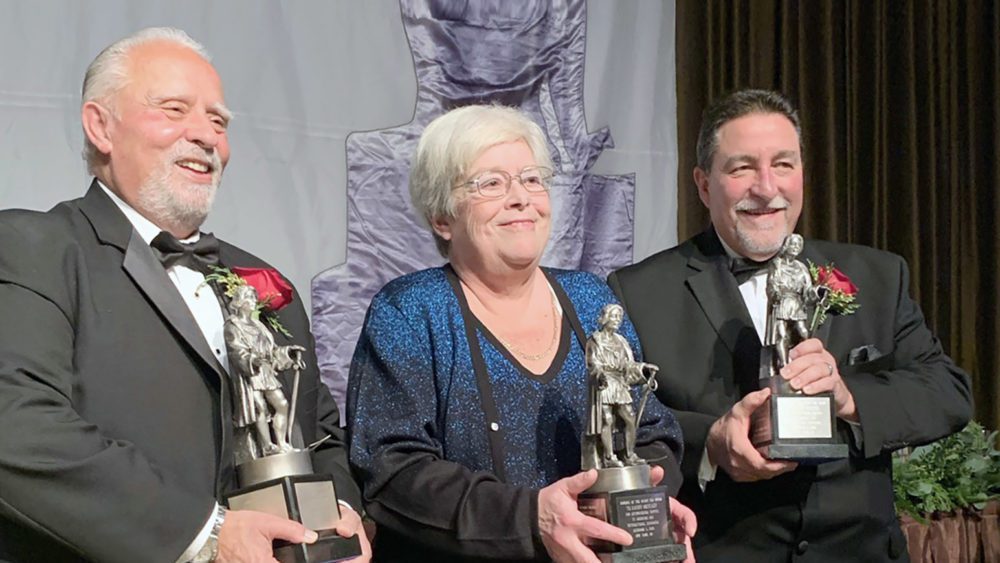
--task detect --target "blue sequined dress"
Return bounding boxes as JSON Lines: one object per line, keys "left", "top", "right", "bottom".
{"left": 348, "top": 266, "right": 683, "bottom": 562}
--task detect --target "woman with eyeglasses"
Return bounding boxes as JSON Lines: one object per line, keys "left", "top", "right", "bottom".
{"left": 347, "top": 105, "right": 695, "bottom": 562}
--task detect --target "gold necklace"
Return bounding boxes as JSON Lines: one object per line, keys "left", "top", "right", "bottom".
{"left": 495, "top": 290, "right": 560, "bottom": 362}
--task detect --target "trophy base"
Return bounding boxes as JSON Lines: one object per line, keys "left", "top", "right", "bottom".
{"left": 578, "top": 465, "right": 685, "bottom": 562}
{"left": 227, "top": 472, "right": 343, "bottom": 532}
{"left": 751, "top": 361, "right": 848, "bottom": 463}
{"left": 758, "top": 442, "right": 849, "bottom": 463}
{"left": 274, "top": 529, "right": 362, "bottom": 563}
{"left": 225, "top": 454, "right": 362, "bottom": 562}
{"left": 597, "top": 544, "right": 688, "bottom": 563}
{"left": 751, "top": 391, "right": 850, "bottom": 463}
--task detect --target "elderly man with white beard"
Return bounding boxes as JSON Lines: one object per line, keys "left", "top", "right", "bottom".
{"left": 0, "top": 28, "right": 369, "bottom": 563}
{"left": 609, "top": 89, "right": 971, "bottom": 562}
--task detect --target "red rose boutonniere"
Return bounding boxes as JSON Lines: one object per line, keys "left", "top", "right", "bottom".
{"left": 808, "top": 261, "right": 860, "bottom": 332}
{"left": 202, "top": 266, "right": 294, "bottom": 337}
{"left": 231, "top": 267, "right": 294, "bottom": 312}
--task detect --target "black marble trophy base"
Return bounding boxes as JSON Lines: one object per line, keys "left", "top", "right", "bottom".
{"left": 752, "top": 347, "right": 848, "bottom": 463}
{"left": 752, "top": 388, "right": 849, "bottom": 463}
{"left": 578, "top": 465, "right": 685, "bottom": 562}
{"left": 758, "top": 442, "right": 849, "bottom": 461}
{"left": 274, "top": 529, "right": 362, "bottom": 563}
{"left": 597, "top": 544, "right": 688, "bottom": 563}
{"left": 225, "top": 452, "right": 362, "bottom": 563}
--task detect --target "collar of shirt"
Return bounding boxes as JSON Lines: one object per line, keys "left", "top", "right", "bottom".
{"left": 716, "top": 232, "right": 767, "bottom": 280}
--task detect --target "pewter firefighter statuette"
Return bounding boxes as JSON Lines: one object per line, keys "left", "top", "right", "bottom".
{"left": 583, "top": 304, "right": 659, "bottom": 470}
{"left": 225, "top": 284, "right": 305, "bottom": 460}
{"left": 577, "top": 304, "right": 686, "bottom": 562}
{"left": 764, "top": 233, "right": 824, "bottom": 380}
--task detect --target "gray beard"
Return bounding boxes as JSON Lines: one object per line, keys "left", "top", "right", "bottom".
{"left": 137, "top": 165, "right": 218, "bottom": 234}
{"left": 734, "top": 222, "right": 788, "bottom": 257}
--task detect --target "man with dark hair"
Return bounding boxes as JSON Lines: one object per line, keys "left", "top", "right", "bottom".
{"left": 609, "top": 89, "right": 972, "bottom": 562}
{"left": 0, "top": 28, "right": 369, "bottom": 562}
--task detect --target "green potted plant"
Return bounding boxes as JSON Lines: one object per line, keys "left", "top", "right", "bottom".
{"left": 893, "top": 421, "right": 1000, "bottom": 562}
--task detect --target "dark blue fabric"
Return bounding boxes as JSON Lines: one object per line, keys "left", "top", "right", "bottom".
{"left": 348, "top": 267, "right": 681, "bottom": 490}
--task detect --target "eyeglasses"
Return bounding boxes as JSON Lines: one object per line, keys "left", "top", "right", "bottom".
{"left": 456, "top": 166, "right": 554, "bottom": 199}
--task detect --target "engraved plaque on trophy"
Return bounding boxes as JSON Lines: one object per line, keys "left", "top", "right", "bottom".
{"left": 750, "top": 234, "right": 848, "bottom": 462}
{"left": 220, "top": 285, "right": 361, "bottom": 562}
{"left": 577, "top": 304, "right": 687, "bottom": 562}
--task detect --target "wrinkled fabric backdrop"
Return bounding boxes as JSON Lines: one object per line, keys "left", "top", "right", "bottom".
{"left": 0, "top": 0, "right": 678, "bottom": 414}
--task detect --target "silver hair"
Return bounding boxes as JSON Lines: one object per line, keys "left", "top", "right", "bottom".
{"left": 81, "top": 27, "right": 211, "bottom": 174}
{"left": 409, "top": 104, "right": 553, "bottom": 257}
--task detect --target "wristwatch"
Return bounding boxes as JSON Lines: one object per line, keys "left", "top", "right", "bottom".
{"left": 191, "top": 505, "right": 227, "bottom": 563}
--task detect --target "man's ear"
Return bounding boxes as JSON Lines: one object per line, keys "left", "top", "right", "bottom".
{"left": 81, "top": 101, "right": 114, "bottom": 156}
{"left": 693, "top": 166, "right": 711, "bottom": 209}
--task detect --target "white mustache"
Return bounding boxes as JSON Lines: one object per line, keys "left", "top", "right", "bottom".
{"left": 735, "top": 196, "right": 789, "bottom": 212}
{"left": 170, "top": 144, "right": 222, "bottom": 173}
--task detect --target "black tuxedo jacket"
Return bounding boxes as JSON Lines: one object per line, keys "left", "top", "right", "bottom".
{"left": 0, "top": 183, "right": 359, "bottom": 563}
{"left": 608, "top": 229, "right": 972, "bottom": 563}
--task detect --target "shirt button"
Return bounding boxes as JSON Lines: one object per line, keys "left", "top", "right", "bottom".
{"left": 796, "top": 540, "right": 809, "bottom": 554}
{"left": 489, "top": 422, "right": 500, "bottom": 432}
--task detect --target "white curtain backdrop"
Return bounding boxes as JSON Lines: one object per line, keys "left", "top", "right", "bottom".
{"left": 0, "top": 0, "right": 678, "bottom": 313}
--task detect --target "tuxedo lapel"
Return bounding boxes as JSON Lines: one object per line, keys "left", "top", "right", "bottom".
{"left": 686, "top": 230, "right": 763, "bottom": 396}
{"left": 800, "top": 241, "right": 834, "bottom": 344}
{"left": 78, "top": 182, "right": 227, "bottom": 381}
{"left": 685, "top": 229, "right": 757, "bottom": 356}
{"left": 123, "top": 233, "right": 227, "bottom": 379}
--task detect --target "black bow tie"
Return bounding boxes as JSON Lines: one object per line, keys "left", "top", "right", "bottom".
{"left": 150, "top": 231, "right": 220, "bottom": 274}
{"left": 730, "top": 256, "right": 771, "bottom": 284}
